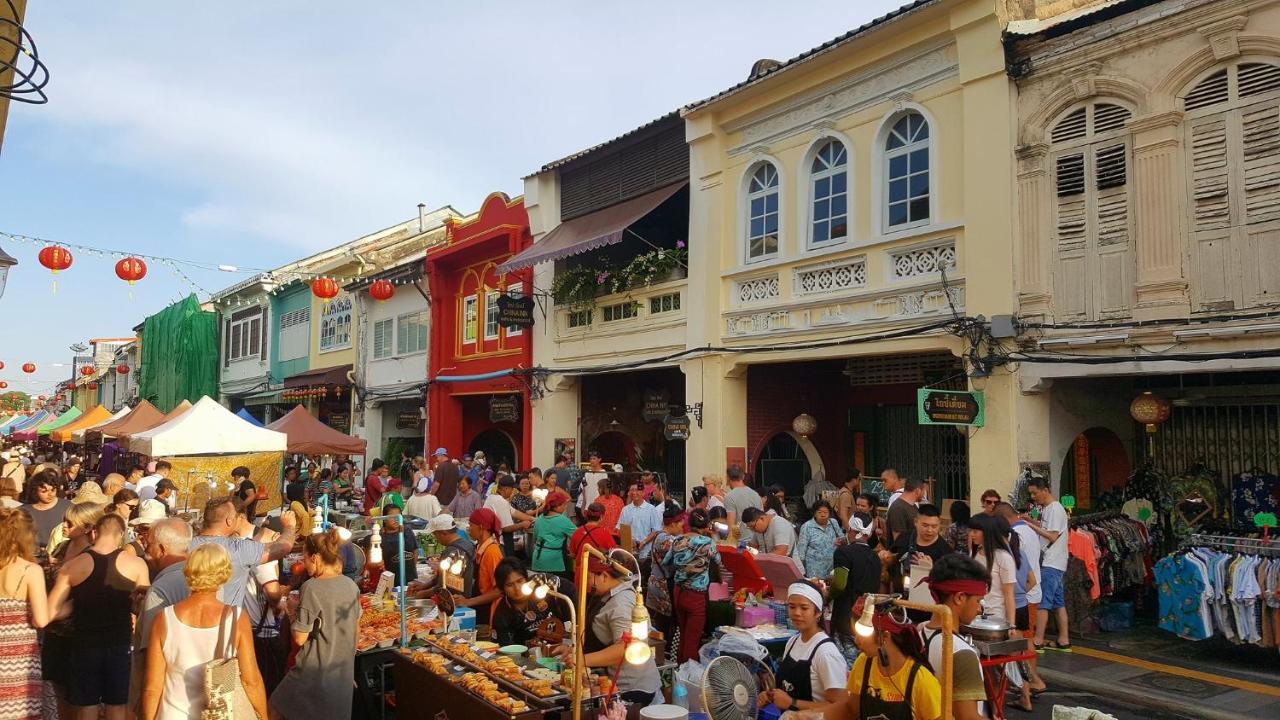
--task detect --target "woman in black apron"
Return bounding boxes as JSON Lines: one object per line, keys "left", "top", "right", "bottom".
{"left": 566, "top": 555, "right": 660, "bottom": 710}
{"left": 840, "top": 598, "right": 944, "bottom": 720}
{"left": 758, "top": 581, "right": 848, "bottom": 712}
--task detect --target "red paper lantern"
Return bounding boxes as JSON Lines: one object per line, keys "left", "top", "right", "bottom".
{"left": 88, "top": 382, "right": 98, "bottom": 390}
{"left": 0, "top": 361, "right": 5, "bottom": 370}
{"left": 311, "top": 277, "right": 338, "bottom": 301}
{"left": 0, "top": 382, "right": 7, "bottom": 389}
{"left": 21, "top": 363, "right": 34, "bottom": 374}
{"left": 115, "top": 257, "right": 147, "bottom": 285}
{"left": 38, "top": 246, "right": 73, "bottom": 274}
{"left": 116, "top": 364, "right": 129, "bottom": 375}
{"left": 37, "top": 395, "right": 45, "bottom": 400}
{"left": 80, "top": 365, "right": 94, "bottom": 376}
{"left": 368, "top": 279, "right": 395, "bottom": 302}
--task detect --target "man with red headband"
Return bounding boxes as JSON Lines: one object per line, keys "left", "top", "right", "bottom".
{"left": 921, "top": 554, "right": 992, "bottom": 720}
{"left": 459, "top": 508, "right": 505, "bottom": 621}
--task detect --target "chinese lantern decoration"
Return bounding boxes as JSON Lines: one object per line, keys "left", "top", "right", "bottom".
{"left": 21, "top": 363, "right": 35, "bottom": 374}
{"left": 88, "top": 382, "right": 98, "bottom": 390}
{"left": 114, "top": 257, "right": 147, "bottom": 298}
{"left": 38, "top": 245, "right": 73, "bottom": 292}
{"left": 311, "top": 277, "right": 338, "bottom": 302}
{"left": 0, "top": 382, "right": 7, "bottom": 389}
{"left": 792, "top": 413, "right": 818, "bottom": 437}
{"left": 37, "top": 395, "right": 45, "bottom": 401}
{"left": 116, "top": 364, "right": 129, "bottom": 375}
{"left": 80, "top": 365, "right": 94, "bottom": 376}
{"left": 0, "top": 361, "right": 5, "bottom": 370}
{"left": 368, "top": 279, "right": 395, "bottom": 302}
{"left": 1130, "top": 391, "right": 1171, "bottom": 434}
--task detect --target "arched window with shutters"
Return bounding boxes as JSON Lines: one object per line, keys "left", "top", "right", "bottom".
{"left": 744, "top": 161, "right": 781, "bottom": 261}
{"left": 1048, "top": 101, "right": 1134, "bottom": 320}
{"left": 1182, "top": 61, "right": 1280, "bottom": 311}
{"left": 807, "top": 139, "right": 849, "bottom": 247}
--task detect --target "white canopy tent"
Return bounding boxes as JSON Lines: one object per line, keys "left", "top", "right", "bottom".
{"left": 71, "top": 406, "right": 132, "bottom": 444}
{"left": 129, "top": 396, "right": 287, "bottom": 456}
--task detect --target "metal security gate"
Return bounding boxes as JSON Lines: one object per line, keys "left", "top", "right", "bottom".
{"left": 870, "top": 405, "right": 969, "bottom": 501}
{"left": 1142, "top": 400, "right": 1280, "bottom": 481}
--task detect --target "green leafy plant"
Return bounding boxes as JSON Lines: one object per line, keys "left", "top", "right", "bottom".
{"left": 615, "top": 243, "right": 688, "bottom": 291}
{"left": 551, "top": 265, "right": 614, "bottom": 311}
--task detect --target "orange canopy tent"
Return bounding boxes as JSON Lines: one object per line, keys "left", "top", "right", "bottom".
{"left": 266, "top": 405, "right": 368, "bottom": 456}
{"left": 51, "top": 405, "right": 114, "bottom": 443}
{"left": 121, "top": 399, "right": 192, "bottom": 451}
{"left": 87, "top": 400, "right": 163, "bottom": 444}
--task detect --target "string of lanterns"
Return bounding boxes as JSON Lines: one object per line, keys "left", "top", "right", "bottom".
{"left": 281, "top": 385, "right": 343, "bottom": 401}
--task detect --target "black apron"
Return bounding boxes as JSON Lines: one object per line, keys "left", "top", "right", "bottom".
{"left": 858, "top": 657, "right": 921, "bottom": 720}
{"left": 777, "top": 634, "right": 835, "bottom": 703}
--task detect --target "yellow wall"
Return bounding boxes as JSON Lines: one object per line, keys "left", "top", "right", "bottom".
{"left": 683, "top": 0, "right": 1020, "bottom": 500}
{"left": 307, "top": 259, "right": 360, "bottom": 372}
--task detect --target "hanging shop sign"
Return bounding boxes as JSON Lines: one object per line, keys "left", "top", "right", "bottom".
{"left": 496, "top": 294, "right": 535, "bottom": 329}
{"left": 396, "top": 410, "right": 423, "bottom": 430}
{"left": 327, "top": 413, "right": 350, "bottom": 432}
{"left": 641, "top": 389, "right": 670, "bottom": 422}
{"left": 489, "top": 395, "right": 521, "bottom": 423}
{"left": 663, "top": 413, "right": 691, "bottom": 441}
{"left": 917, "top": 389, "right": 985, "bottom": 427}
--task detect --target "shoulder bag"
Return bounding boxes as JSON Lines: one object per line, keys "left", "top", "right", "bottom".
{"left": 202, "top": 606, "right": 258, "bottom": 720}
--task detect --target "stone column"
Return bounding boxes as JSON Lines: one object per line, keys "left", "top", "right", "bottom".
{"left": 968, "top": 371, "right": 1051, "bottom": 504}
{"left": 682, "top": 355, "right": 747, "bottom": 493}
{"left": 1129, "top": 111, "right": 1190, "bottom": 319}
{"left": 1016, "top": 143, "right": 1052, "bottom": 318}
{"left": 530, "top": 374, "right": 580, "bottom": 469}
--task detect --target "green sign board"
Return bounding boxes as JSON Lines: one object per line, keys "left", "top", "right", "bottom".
{"left": 917, "top": 389, "right": 985, "bottom": 427}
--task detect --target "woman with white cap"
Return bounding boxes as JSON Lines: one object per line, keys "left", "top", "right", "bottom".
{"left": 758, "top": 580, "right": 848, "bottom": 712}
{"left": 830, "top": 513, "right": 882, "bottom": 667}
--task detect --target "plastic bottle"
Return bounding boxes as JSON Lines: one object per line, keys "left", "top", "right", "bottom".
{"left": 672, "top": 681, "right": 688, "bottom": 709}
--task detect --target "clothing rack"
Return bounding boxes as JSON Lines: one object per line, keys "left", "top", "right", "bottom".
{"left": 1185, "top": 533, "right": 1280, "bottom": 556}
{"left": 1069, "top": 509, "right": 1124, "bottom": 528}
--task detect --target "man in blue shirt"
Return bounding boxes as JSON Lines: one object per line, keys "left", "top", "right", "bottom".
{"left": 617, "top": 481, "right": 662, "bottom": 561}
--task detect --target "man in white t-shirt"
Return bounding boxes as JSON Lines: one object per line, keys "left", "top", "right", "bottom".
{"left": 577, "top": 451, "right": 608, "bottom": 514}
{"left": 924, "top": 554, "right": 994, "bottom": 719}
{"left": 1025, "top": 475, "right": 1070, "bottom": 650}
{"left": 135, "top": 460, "right": 171, "bottom": 501}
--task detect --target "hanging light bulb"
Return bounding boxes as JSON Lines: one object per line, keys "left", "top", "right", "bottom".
{"left": 625, "top": 595, "right": 651, "bottom": 665}
{"left": 534, "top": 584, "right": 549, "bottom": 600}
{"left": 520, "top": 580, "right": 536, "bottom": 597}
{"left": 855, "top": 595, "right": 877, "bottom": 638}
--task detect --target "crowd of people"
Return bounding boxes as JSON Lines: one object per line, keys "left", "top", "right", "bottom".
{"left": 0, "top": 435, "right": 1076, "bottom": 720}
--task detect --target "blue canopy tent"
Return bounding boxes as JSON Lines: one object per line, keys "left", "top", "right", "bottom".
{"left": 5, "top": 409, "right": 50, "bottom": 435}
{"left": 235, "top": 408, "right": 264, "bottom": 427}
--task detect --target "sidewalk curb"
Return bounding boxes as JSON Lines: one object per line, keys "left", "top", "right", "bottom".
{"left": 1037, "top": 667, "right": 1238, "bottom": 720}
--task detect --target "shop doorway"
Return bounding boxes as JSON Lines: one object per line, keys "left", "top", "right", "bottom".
{"left": 588, "top": 430, "right": 637, "bottom": 469}
{"left": 1061, "top": 427, "right": 1132, "bottom": 511}
{"left": 468, "top": 428, "right": 518, "bottom": 470}
{"left": 754, "top": 432, "right": 812, "bottom": 498}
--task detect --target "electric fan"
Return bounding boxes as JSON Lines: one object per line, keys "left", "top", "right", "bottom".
{"left": 702, "top": 656, "right": 759, "bottom": 720}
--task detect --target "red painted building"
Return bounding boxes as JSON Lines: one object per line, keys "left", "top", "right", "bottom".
{"left": 426, "top": 193, "right": 533, "bottom": 470}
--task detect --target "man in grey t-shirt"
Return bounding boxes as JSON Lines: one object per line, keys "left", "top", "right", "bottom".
{"left": 722, "top": 464, "right": 761, "bottom": 540}
{"left": 190, "top": 497, "right": 296, "bottom": 607}
{"left": 743, "top": 506, "right": 796, "bottom": 556}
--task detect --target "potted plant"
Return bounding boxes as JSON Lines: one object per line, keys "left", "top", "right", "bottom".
{"left": 551, "top": 265, "right": 615, "bottom": 312}
{"left": 615, "top": 241, "right": 687, "bottom": 292}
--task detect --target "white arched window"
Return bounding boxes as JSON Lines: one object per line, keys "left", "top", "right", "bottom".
{"left": 884, "top": 112, "right": 931, "bottom": 230}
{"left": 746, "top": 162, "right": 780, "bottom": 260}
{"left": 809, "top": 140, "right": 849, "bottom": 246}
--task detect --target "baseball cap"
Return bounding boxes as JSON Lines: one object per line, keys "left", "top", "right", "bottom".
{"left": 498, "top": 475, "right": 517, "bottom": 488}
{"left": 428, "top": 514, "right": 457, "bottom": 533}
{"left": 433, "top": 447, "right": 448, "bottom": 457}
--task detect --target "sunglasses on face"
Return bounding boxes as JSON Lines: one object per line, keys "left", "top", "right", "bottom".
{"left": 983, "top": 499, "right": 998, "bottom": 505}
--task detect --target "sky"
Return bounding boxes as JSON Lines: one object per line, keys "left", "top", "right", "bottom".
{"left": 0, "top": 0, "right": 908, "bottom": 399}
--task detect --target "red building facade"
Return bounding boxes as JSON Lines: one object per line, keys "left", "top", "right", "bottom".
{"left": 425, "top": 193, "right": 533, "bottom": 470}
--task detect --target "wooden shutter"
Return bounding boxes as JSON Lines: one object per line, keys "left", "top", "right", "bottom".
{"left": 260, "top": 307, "right": 268, "bottom": 360}
{"left": 1094, "top": 144, "right": 1132, "bottom": 316}
{"left": 1187, "top": 114, "right": 1234, "bottom": 309}
{"left": 1241, "top": 99, "right": 1280, "bottom": 304}
{"left": 1054, "top": 152, "right": 1087, "bottom": 317}
{"left": 223, "top": 318, "right": 231, "bottom": 368}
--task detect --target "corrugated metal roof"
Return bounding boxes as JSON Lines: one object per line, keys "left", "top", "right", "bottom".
{"left": 682, "top": 0, "right": 939, "bottom": 114}
{"left": 1004, "top": 0, "right": 1139, "bottom": 37}
{"left": 527, "top": 111, "right": 682, "bottom": 178}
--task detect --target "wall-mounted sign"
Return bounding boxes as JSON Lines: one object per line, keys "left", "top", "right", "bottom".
{"left": 396, "top": 410, "right": 423, "bottom": 430}
{"left": 663, "top": 413, "right": 691, "bottom": 441}
{"left": 642, "top": 389, "right": 670, "bottom": 422}
{"left": 489, "top": 395, "right": 521, "bottom": 424}
{"left": 496, "top": 294, "right": 535, "bottom": 329}
{"left": 917, "top": 389, "right": 985, "bottom": 427}
{"left": 327, "top": 413, "right": 350, "bottom": 432}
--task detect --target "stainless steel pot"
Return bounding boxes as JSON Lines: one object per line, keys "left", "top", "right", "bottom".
{"left": 962, "top": 613, "right": 1013, "bottom": 642}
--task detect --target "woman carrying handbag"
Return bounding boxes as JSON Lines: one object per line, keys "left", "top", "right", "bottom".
{"left": 142, "top": 543, "right": 270, "bottom": 720}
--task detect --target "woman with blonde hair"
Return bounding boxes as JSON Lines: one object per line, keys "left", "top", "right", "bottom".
{"left": 0, "top": 477, "right": 20, "bottom": 509}
{"left": 269, "top": 528, "right": 360, "bottom": 720}
{"left": 702, "top": 474, "right": 726, "bottom": 510}
{"left": 48, "top": 501, "right": 107, "bottom": 565}
{"left": 0, "top": 509, "right": 51, "bottom": 719}
{"left": 142, "top": 543, "right": 269, "bottom": 720}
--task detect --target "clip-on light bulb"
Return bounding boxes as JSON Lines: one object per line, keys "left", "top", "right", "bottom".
{"left": 520, "top": 580, "right": 536, "bottom": 597}
{"left": 854, "top": 595, "right": 877, "bottom": 638}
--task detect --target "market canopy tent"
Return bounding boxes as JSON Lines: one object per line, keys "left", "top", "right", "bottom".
{"left": 120, "top": 399, "right": 192, "bottom": 451}
{"left": 236, "top": 408, "right": 264, "bottom": 427}
{"left": 11, "top": 408, "right": 74, "bottom": 442}
{"left": 37, "top": 406, "right": 83, "bottom": 436}
{"left": 72, "top": 406, "right": 131, "bottom": 444}
{"left": 266, "top": 405, "right": 367, "bottom": 456}
{"left": 51, "top": 405, "right": 113, "bottom": 443}
{"left": 130, "top": 396, "right": 287, "bottom": 457}
{"left": 5, "top": 410, "right": 49, "bottom": 436}
{"left": 88, "top": 400, "right": 163, "bottom": 443}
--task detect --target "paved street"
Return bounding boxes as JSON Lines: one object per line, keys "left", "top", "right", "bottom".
{"left": 1027, "top": 691, "right": 1194, "bottom": 720}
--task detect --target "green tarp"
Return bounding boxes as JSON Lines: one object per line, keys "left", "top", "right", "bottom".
{"left": 139, "top": 294, "right": 218, "bottom": 413}
{"left": 37, "top": 406, "right": 83, "bottom": 435}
